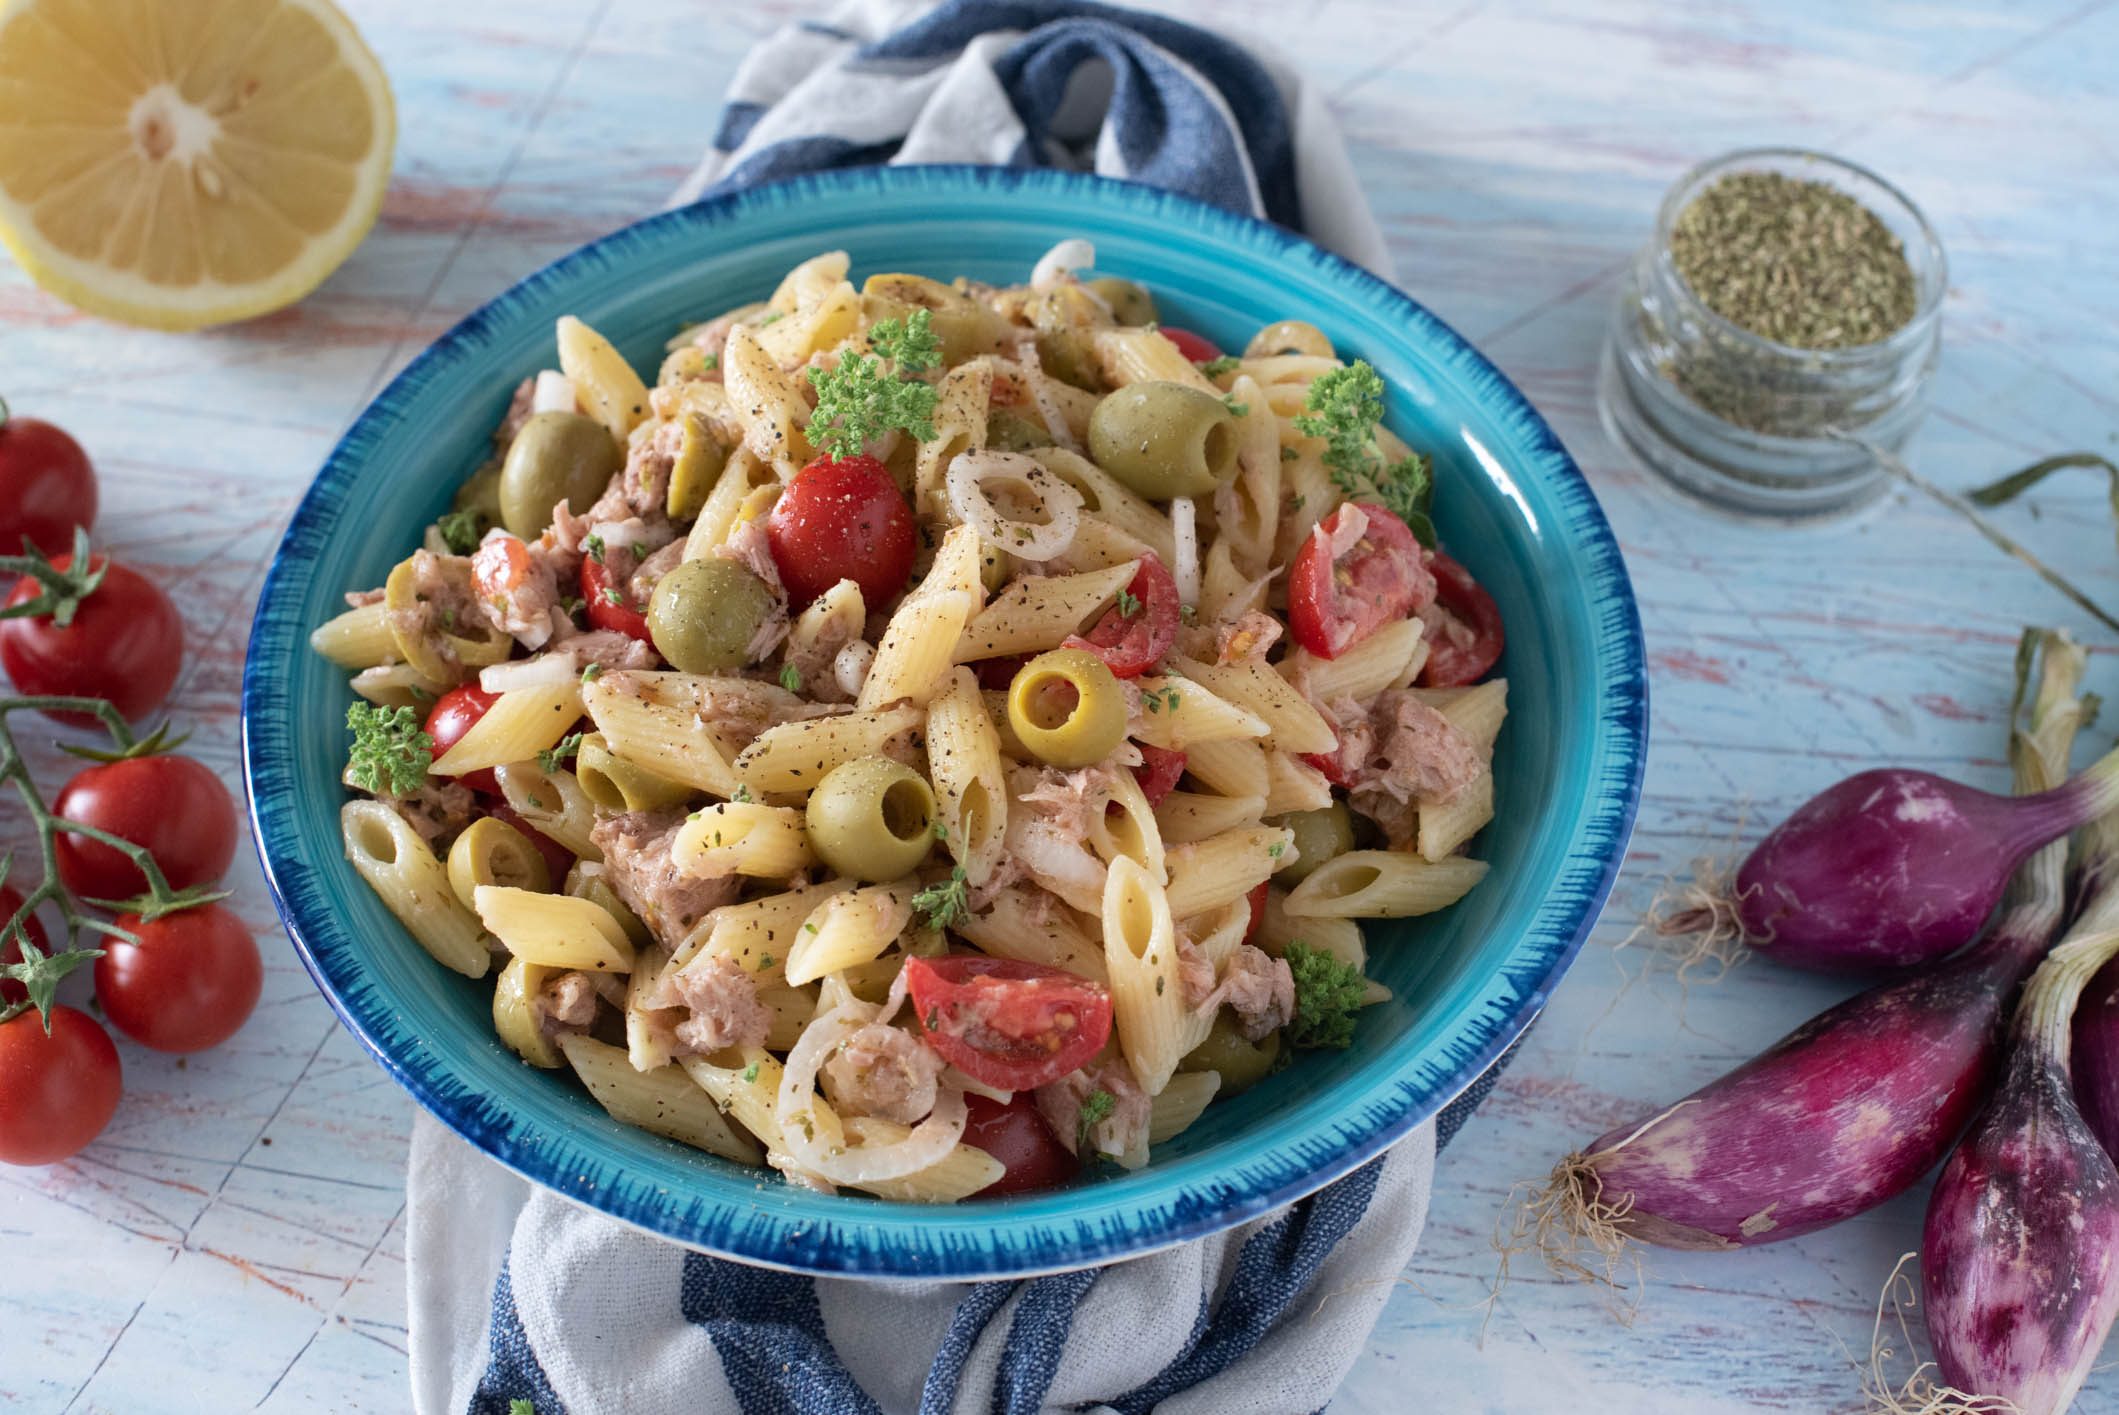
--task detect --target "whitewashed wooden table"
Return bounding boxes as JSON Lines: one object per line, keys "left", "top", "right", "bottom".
{"left": 5, "top": 1, "right": 2117, "bottom": 1410}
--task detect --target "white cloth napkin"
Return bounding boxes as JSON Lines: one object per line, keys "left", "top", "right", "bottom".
{"left": 407, "top": 4, "right": 1451, "bottom": 1410}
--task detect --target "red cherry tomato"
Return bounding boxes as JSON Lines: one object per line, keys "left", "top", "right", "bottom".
{"left": 904, "top": 955, "right": 1113, "bottom": 1093}
{"left": 1159, "top": 327, "right": 1223, "bottom": 364}
{"left": 0, "top": 555, "right": 182, "bottom": 724}
{"left": 973, "top": 654, "right": 1032, "bottom": 692}
{"left": 579, "top": 554, "right": 651, "bottom": 642}
{"left": 53, "top": 754, "right": 237, "bottom": 902}
{"left": 96, "top": 903, "right": 262, "bottom": 1054}
{"left": 0, "top": 410, "right": 96, "bottom": 557}
{"left": 964, "top": 1091, "right": 1078, "bottom": 1197}
{"left": 0, "top": 1005, "right": 121, "bottom": 1166}
{"left": 1131, "top": 744, "right": 1187, "bottom": 808}
{"left": 1065, "top": 551, "right": 1179, "bottom": 679}
{"left": 765, "top": 454, "right": 917, "bottom": 608}
{"left": 1242, "top": 879, "right": 1270, "bottom": 949}
{"left": 1418, "top": 550, "right": 1506, "bottom": 687}
{"left": 425, "top": 685, "right": 502, "bottom": 796}
{"left": 1286, "top": 503, "right": 1435, "bottom": 660}
{"left": 1298, "top": 749, "right": 1351, "bottom": 789}
{"left": 490, "top": 804, "right": 577, "bottom": 885}
{"left": 0, "top": 884, "right": 50, "bottom": 1005}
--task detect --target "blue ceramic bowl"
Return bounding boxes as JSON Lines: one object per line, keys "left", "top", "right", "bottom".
{"left": 243, "top": 166, "right": 1645, "bottom": 1278}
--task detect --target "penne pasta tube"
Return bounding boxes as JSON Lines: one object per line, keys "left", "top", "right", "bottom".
{"left": 1103, "top": 856, "right": 1210, "bottom": 1095}
{"left": 731, "top": 703, "right": 924, "bottom": 795}
{"left": 430, "top": 680, "right": 582, "bottom": 776}
{"left": 309, "top": 600, "right": 395, "bottom": 669}
{"left": 926, "top": 667, "right": 1008, "bottom": 885}
{"left": 560, "top": 1034, "right": 764, "bottom": 1166}
{"left": 1163, "top": 825, "right": 1294, "bottom": 919}
{"left": 556, "top": 315, "right": 651, "bottom": 445}
{"left": 341, "top": 800, "right": 488, "bottom": 978}
{"left": 1147, "top": 1070, "right": 1222, "bottom": 1145}
{"left": 784, "top": 883, "right": 915, "bottom": 986}
{"left": 672, "top": 802, "right": 814, "bottom": 879}
{"left": 1155, "top": 790, "right": 1267, "bottom": 846}
{"left": 954, "top": 560, "right": 1138, "bottom": 663}
{"left": 474, "top": 884, "right": 636, "bottom": 972}
{"left": 1282, "top": 851, "right": 1489, "bottom": 918}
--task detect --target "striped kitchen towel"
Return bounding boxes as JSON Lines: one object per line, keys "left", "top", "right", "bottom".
{"left": 407, "top": 3, "right": 1478, "bottom": 1410}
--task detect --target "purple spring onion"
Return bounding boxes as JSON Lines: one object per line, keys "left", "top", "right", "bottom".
{"left": 1920, "top": 836, "right": 2119, "bottom": 1415}
{"left": 1521, "top": 633, "right": 2089, "bottom": 1264}
{"left": 1662, "top": 637, "right": 2119, "bottom": 974}
{"left": 2071, "top": 950, "right": 2119, "bottom": 1158}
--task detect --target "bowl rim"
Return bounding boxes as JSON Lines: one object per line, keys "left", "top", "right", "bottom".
{"left": 242, "top": 163, "right": 1647, "bottom": 1278}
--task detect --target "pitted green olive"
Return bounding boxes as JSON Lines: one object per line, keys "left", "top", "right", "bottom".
{"left": 499, "top": 412, "right": 622, "bottom": 539}
{"left": 861, "top": 273, "right": 1013, "bottom": 365}
{"left": 1035, "top": 329, "right": 1103, "bottom": 392}
{"left": 1269, "top": 803, "right": 1355, "bottom": 885}
{"left": 807, "top": 756, "right": 937, "bottom": 882}
{"left": 985, "top": 409, "right": 1055, "bottom": 452}
{"left": 1086, "top": 276, "right": 1158, "bottom": 327}
{"left": 1179, "top": 1013, "right": 1282, "bottom": 1096}
{"left": 646, "top": 558, "right": 774, "bottom": 673}
{"left": 1006, "top": 648, "right": 1127, "bottom": 769}
{"left": 1086, "top": 382, "right": 1239, "bottom": 500}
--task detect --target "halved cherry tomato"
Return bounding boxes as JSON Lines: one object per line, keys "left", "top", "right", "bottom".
{"left": 425, "top": 684, "right": 502, "bottom": 796}
{"left": 580, "top": 553, "right": 650, "bottom": 642}
{"left": 766, "top": 454, "right": 917, "bottom": 608}
{"left": 96, "top": 903, "right": 262, "bottom": 1054}
{"left": 0, "top": 1004, "right": 121, "bottom": 1166}
{"left": 1286, "top": 502, "right": 1435, "bottom": 660}
{"left": 1131, "top": 744, "right": 1187, "bottom": 808}
{"left": 1065, "top": 551, "right": 1178, "bottom": 679}
{"left": 973, "top": 654, "right": 1031, "bottom": 692}
{"left": 53, "top": 753, "right": 237, "bottom": 901}
{"left": 0, "top": 884, "right": 49, "bottom": 1005}
{"left": 1159, "top": 327, "right": 1222, "bottom": 364}
{"left": 964, "top": 1091, "right": 1078, "bottom": 1197}
{"left": 491, "top": 804, "right": 577, "bottom": 885}
{"left": 1298, "top": 748, "right": 1351, "bottom": 789}
{"left": 1418, "top": 550, "right": 1505, "bottom": 687}
{"left": 1, "top": 554, "right": 182, "bottom": 724}
{"left": 904, "top": 955, "right": 1113, "bottom": 1092}
{"left": 1242, "top": 879, "right": 1270, "bottom": 949}
{"left": 0, "top": 407, "right": 96, "bottom": 557}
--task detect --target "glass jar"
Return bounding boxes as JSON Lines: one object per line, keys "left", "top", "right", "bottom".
{"left": 1598, "top": 148, "right": 1946, "bottom": 520}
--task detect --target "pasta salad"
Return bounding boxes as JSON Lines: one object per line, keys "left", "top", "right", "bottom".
{"left": 311, "top": 247, "right": 1509, "bottom": 1200}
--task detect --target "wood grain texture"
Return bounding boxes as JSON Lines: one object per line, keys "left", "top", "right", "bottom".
{"left": 2, "top": 0, "right": 2116, "bottom": 1410}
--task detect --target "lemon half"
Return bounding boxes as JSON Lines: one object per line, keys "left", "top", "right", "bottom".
{"left": 0, "top": 0, "right": 395, "bottom": 331}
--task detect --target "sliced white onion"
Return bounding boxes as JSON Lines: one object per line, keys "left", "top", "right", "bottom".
{"left": 479, "top": 651, "right": 580, "bottom": 693}
{"left": 1013, "top": 340, "right": 1083, "bottom": 455}
{"left": 778, "top": 1008, "right": 968, "bottom": 1185}
{"left": 833, "top": 640, "right": 874, "bottom": 699}
{"left": 531, "top": 370, "right": 576, "bottom": 415}
{"left": 1170, "top": 496, "right": 1201, "bottom": 607}
{"left": 589, "top": 517, "right": 671, "bottom": 557}
{"left": 943, "top": 1066, "right": 1012, "bottom": 1104}
{"left": 1031, "top": 238, "right": 1094, "bottom": 292}
{"left": 1327, "top": 503, "right": 1369, "bottom": 558}
{"left": 946, "top": 451, "right": 1083, "bottom": 563}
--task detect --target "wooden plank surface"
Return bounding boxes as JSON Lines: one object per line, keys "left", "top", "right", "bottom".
{"left": 3, "top": 1, "right": 2116, "bottom": 1410}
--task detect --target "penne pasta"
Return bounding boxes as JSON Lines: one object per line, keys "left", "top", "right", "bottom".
{"left": 1155, "top": 789, "right": 1267, "bottom": 846}
{"left": 309, "top": 600, "right": 395, "bottom": 669}
{"left": 1102, "top": 856, "right": 1209, "bottom": 1095}
{"left": 784, "top": 883, "right": 914, "bottom": 986}
{"left": 668, "top": 878, "right": 855, "bottom": 979}
{"left": 954, "top": 560, "right": 1138, "bottom": 663}
{"left": 430, "top": 680, "right": 582, "bottom": 776}
{"left": 672, "top": 802, "right": 814, "bottom": 879}
{"left": 1417, "top": 769, "right": 1496, "bottom": 863}
{"left": 926, "top": 667, "right": 1008, "bottom": 885}
{"left": 556, "top": 315, "right": 650, "bottom": 446}
{"left": 1171, "top": 656, "right": 1336, "bottom": 755}
{"left": 560, "top": 1034, "right": 764, "bottom": 1165}
{"left": 341, "top": 800, "right": 488, "bottom": 978}
{"left": 1163, "top": 825, "right": 1294, "bottom": 919}
{"left": 474, "top": 885, "right": 637, "bottom": 972}
{"left": 581, "top": 671, "right": 764, "bottom": 796}
{"left": 1279, "top": 619, "right": 1429, "bottom": 704}
{"left": 1148, "top": 1070, "right": 1222, "bottom": 1145}
{"left": 731, "top": 703, "right": 924, "bottom": 795}
{"left": 1129, "top": 671, "right": 1268, "bottom": 751}
{"left": 493, "top": 760, "right": 600, "bottom": 860}
{"left": 1282, "top": 851, "right": 1490, "bottom": 919}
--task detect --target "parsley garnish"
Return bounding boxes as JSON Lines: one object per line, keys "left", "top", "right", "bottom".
{"left": 733, "top": 784, "right": 754, "bottom": 804}
{"left": 435, "top": 508, "right": 482, "bottom": 555}
{"left": 345, "top": 703, "right": 432, "bottom": 796}
{"left": 584, "top": 533, "right": 606, "bottom": 564}
{"left": 581, "top": 663, "right": 603, "bottom": 683}
{"left": 758, "top": 953, "right": 774, "bottom": 968}
{"left": 758, "top": 311, "right": 784, "bottom": 327}
{"left": 1139, "top": 685, "right": 1182, "bottom": 714}
{"left": 1113, "top": 587, "right": 1141, "bottom": 618}
{"left": 1284, "top": 941, "right": 1366, "bottom": 1050}
{"left": 1224, "top": 396, "right": 1250, "bottom": 418}
{"left": 741, "top": 1061, "right": 760, "bottom": 1083}
{"left": 1292, "top": 360, "right": 1435, "bottom": 547}
{"left": 779, "top": 663, "right": 802, "bottom": 693}
{"left": 599, "top": 586, "right": 624, "bottom": 606}
{"left": 1268, "top": 842, "right": 1285, "bottom": 859}
{"left": 700, "top": 352, "right": 720, "bottom": 371}
{"left": 932, "top": 819, "right": 950, "bottom": 841}
{"left": 912, "top": 865, "right": 971, "bottom": 930}
{"left": 1199, "top": 355, "right": 1242, "bottom": 378}
{"left": 538, "top": 732, "right": 585, "bottom": 773}
{"left": 805, "top": 309, "right": 941, "bottom": 459}
{"left": 1076, "top": 1089, "right": 1116, "bottom": 1154}
{"left": 511, "top": 1401, "right": 537, "bottom": 1415}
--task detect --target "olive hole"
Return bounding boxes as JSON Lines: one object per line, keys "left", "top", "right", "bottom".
{"left": 1022, "top": 675, "right": 1081, "bottom": 731}
{"left": 1199, "top": 419, "right": 1238, "bottom": 479}
{"left": 881, "top": 779, "right": 931, "bottom": 843}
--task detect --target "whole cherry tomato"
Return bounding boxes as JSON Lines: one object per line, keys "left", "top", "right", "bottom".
{"left": 964, "top": 1092, "right": 1078, "bottom": 1197}
{"left": 96, "top": 903, "right": 263, "bottom": 1054}
{"left": 1065, "top": 552, "right": 1179, "bottom": 679}
{"left": 0, "top": 1004, "right": 121, "bottom": 1166}
{"left": 904, "top": 955, "right": 1113, "bottom": 1093}
{"left": 1131, "top": 744, "right": 1187, "bottom": 808}
{"left": 0, "top": 403, "right": 97, "bottom": 556}
{"left": 1417, "top": 550, "right": 1505, "bottom": 686}
{"left": 580, "top": 553, "right": 651, "bottom": 642}
{"left": 765, "top": 454, "right": 917, "bottom": 608}
{"left": 54, "top": 752, "right": 237, "bottom": 901}
{"left": 425, "top": 684, "right": 502, "bottom": 795}
{"left": 1158, "top": 327, "right": 1223, "bottom": 364}
{"left": 0, "top": 883, "right": 50, "bottom": 1005}
{"left": 1, "top": 554, "right": 182, "bottom": 724}
{"left": 1286, "top": 503, "right": 1434, "bottom": 660}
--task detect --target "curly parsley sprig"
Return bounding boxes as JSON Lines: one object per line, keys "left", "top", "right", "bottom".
{"left": 345, "top": 703, "right": 433, "bottom": 796}
{"left": 1293, "top": 361, "right": 1436, "bottom": 547}
{"left": 913, "top": 865, "right": 971, "bottom": 930}
{"left": 1283, "top": 940, "right": 1367, "bottom": 1050}
{"left": 805, "top": 308, "right": 943, "bottom": 459}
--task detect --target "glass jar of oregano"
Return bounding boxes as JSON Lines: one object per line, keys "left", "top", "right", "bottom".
{"left": 1600, "top": 148, "right": 1946, "bottom": 519}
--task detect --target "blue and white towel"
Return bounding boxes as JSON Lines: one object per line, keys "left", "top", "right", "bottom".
{"left": 408, "top": 4, "right": 1468, "bottom": 1410}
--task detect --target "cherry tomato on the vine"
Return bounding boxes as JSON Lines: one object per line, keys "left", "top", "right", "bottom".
{"left": 963, "top": 1092, "right": 1078, "bottom": 1197}
{"left": 0, "top": 404, "right": 97, "bottom": 557}
{"left": 425, "top": 685, "right": 502, "bottom": 795}
{"left": 52, "top": 752, "right": 236, "bottom": 902}
{"left": 765, "top": 454, "right": 917, "bottom": 608}
{"left": 0, "top": 1005, "right": 121, "bottom": 1166}
{"left": 1, "top": 554, "right": 182, "bottom": 724}
{"left": 95, "top": 903, "right": 262, "bottom": 1054}
{"left": 0, "top": 884, "right": 49, "bottom": 1005}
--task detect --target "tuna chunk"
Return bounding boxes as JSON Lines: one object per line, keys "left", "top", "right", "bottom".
{"left": 1037, "top": 1059, "right": 1150, "bottom": 1163}
{"left": 667, "top": 955, "right": 772, "bottom": 1053}
{"left": 537, "top": 971, "right": 599, "bottom": 1033}
{"left": 820, "top": 1023, "right": 946, "bottom": 1125}
{"left": 589, "top": 809, "right": 743, "bottom": 946}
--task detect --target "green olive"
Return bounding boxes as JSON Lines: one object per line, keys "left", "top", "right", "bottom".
{"left": 1269, "top": 803, "right": 1355, "bottom": 885}
{"left": 1086, "top": 382, "right": 1239, "bottom": 500}
{"left": 576, "top": 732, "right": 693, "bottom": 813}
{"left": 666, "top": 414, "right": 728, "bottom": 521}
{"left": 499, "top": 412, "right": 622, "bottom": 540}
{"left": 806, "top": 756, "right": 937, "bottom": 882}
{"left": 453, "top": 462, "right": 504, "bottom": 524}
{"left": 1179, "top": 1013, "right": 1282, "bottom": 1096}
{"left": 1035, "top": 329, "right": 1103, "bottom": 392}
{"left": 1086, "top": 276, "right": 1158, "bottom": 327}
{"left": 985, "top": 409, "right": 1054, "bottom": 452}
{"left": 861, "top": 273, "right": 1013, "bottom": 365}
{"left": 565, "top": 869, "right": 651, "bottom": 947}
{"left": 446, "top": 816, "right": 551, "bottom": 911}
{"left": 646, "top": 558, "right": 775, "bottom": 673}
{"left": 1007, "top": 648, "right": 1127, "bottom": 769}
